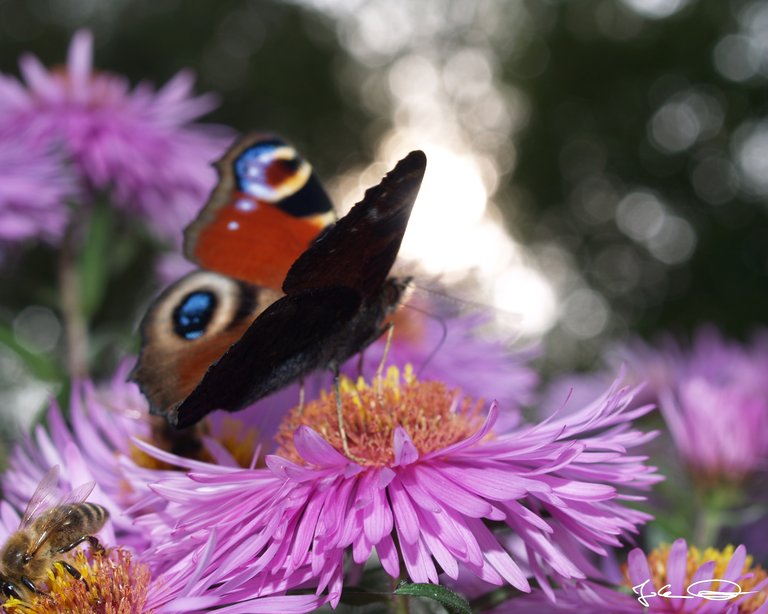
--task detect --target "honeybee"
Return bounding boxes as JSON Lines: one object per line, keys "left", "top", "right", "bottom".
{"left": 0, "top": 465, "right": 109, "bottom": 600}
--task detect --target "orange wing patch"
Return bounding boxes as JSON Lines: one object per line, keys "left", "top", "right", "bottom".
{"left": 190, "top": 192, "right": 328, "bottom": 289}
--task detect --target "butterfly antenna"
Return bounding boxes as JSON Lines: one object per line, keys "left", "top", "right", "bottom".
{"left": 375, "top": 324, "right": 395, "bottom": 400}
{"left": 400, "top": 302, "right": 448, "bottom": 378}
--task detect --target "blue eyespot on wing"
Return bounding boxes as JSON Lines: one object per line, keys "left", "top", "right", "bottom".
{"left": 172, "top": 291, "right": 218, "bottom": 341}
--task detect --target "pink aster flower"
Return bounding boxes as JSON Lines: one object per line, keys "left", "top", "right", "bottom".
{"left": 652, "top": 328, "right": 768, "bottom": 483}
{"left": 0, "top": 29, "right": 230, "bottom": 240}
{"left": 596, "top": 326, "right": 768, "bottom": 483}
{"left": 0, "top": 137, "right": 73, "bottom": 244}
{"left": 545, "top": 327, "right": 768, "bottom": 484}
{"left": 136, "top": 367, "right": 660, "bottom": 607}
{"left": 508, "top": 538, "right": 768, "bottom": 613}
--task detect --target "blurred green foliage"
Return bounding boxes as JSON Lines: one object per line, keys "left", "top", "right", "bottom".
{"left": 511, "top": 0, "right": 768, "bottom": 355}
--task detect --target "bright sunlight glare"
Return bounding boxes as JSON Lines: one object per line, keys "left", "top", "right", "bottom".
{"left": 331, "top": 135, "right": 558, "bottom": 337}
{"left": 399, "top": 145, "right": 487, "bottom": 270}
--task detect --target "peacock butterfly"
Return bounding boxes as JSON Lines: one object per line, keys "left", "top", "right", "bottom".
{"left": 131, "top": 133, "right": 426, "bottom": 429}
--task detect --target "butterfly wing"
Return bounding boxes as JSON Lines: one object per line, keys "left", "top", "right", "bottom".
{"left": 184, "top": 133, "right": 336, "bottom": 289}
{"left": 130, "top": 270, "right": 282, "bottom": 418}
{"left": 283, "top": 150, "right": 427, "bottom": 298}
{"left": 171, "top": 287, "right": 361, "bottom": 428}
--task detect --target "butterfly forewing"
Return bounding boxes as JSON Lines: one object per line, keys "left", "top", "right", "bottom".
{"left": 184, "top": 133, "right": 335, "bottom": 289}
{"left": 282, "top": 150, "right": 426, "bottom": 298}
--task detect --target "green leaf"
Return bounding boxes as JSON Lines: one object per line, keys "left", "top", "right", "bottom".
{"left": 79, "top": 200, "right": 113, "bottom": 318}
{"left": 394, "top": 581, "right": 472, "bottom": 614}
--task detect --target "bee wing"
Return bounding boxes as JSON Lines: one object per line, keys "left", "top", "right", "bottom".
{"left": 55, "top": 480, "right": 97, "bottom": 508}
{"left": 24, "top": 473, "right": 97, "bottom": 557}
{"left": 20, "top": 465, "right": 61, "bottom": 529}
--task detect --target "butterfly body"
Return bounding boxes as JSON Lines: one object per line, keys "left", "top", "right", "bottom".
{"left": 132, "top": 133, "right": 426, "bottom": 429}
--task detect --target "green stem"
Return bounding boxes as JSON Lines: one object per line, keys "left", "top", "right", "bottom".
{"left": 692, "top": 497, "right": 723, "bottom": 548}
{"left": 392, "top": 576, "right": 410, "bottom": 614}
{"left": 59, "top": 218, "right": 89, "bottom": 378}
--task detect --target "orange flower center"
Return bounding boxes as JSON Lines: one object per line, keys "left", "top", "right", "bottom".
{"left": 275, "top": 366, "right": 485, "bottom": 467}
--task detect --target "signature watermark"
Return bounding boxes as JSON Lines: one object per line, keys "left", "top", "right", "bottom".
{"left": 633, "top": 578, "right": 760, "bottom": 607}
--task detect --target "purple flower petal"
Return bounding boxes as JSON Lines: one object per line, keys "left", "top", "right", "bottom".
{"left": 394, "top": 425, "right": 419, "bottom": 466}
{"left": 294, "top": 426, "right": 352, "bottom": 467}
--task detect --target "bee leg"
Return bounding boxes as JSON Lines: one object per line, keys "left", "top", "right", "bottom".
{"left": 85, "top": 536, "right": 105, "bottom": 554}
{"left": 58, "top": 560, "right": 90, "bottom": 592}
{"left": 1, "top": 580, "right": 22, "bottom": 600}
{"left": 20, "top": 576, "right": 44, "bottom": 595}
{"left": 57, "top": 535, "right": 104, "bottom": 555}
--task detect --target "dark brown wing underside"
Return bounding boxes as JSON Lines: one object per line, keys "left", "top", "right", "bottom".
{"left": 172, "top": 287, "right": 360, "bottom": 428}
{"left": 282, "top": 150, "right": 426, "bottom": 298}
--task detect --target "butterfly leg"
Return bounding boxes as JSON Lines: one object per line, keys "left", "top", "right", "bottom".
{"left": 332, "top": 365, "right": 366, "bottom": 463}
{"left": 332, "top": 365, "right": 354, "bottom": 459}
{"left": 297, "top": 378, "right": 306, "bottom": 416}
{"left": 375, "top": 323, "right": 395, "bottom": 400}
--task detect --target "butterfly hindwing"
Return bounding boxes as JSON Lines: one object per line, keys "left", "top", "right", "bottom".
{"left": 172, "top": 287, "right": 361, "bottom": 428}
{"left": 131, "top": 270, "right": 282, "bottom": 417}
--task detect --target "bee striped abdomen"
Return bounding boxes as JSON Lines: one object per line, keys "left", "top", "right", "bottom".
{"left": 76, "top": 502, "right": 109, "bottom": 527}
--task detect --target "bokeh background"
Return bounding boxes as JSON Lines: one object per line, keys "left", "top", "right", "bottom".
{"left": 1, "top": 0, "right": 767, "bottom": 456}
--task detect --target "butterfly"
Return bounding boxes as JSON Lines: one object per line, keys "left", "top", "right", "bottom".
{"left": 131, "top": 133, "right": 426, "bottom": 429}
